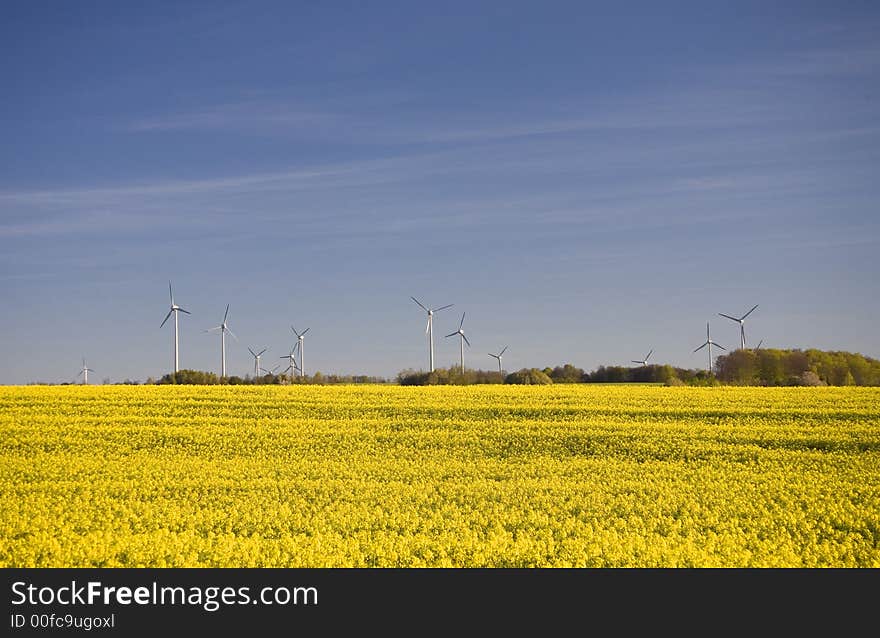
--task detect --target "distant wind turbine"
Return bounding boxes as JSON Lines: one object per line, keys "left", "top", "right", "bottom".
{"left": 445, "top": 312, "right": 470, "bottom": 372}
{"left": 205, "top": 304, "right": 237, "bottom": 377}
{"left": 279, "top": 344, "right": 301, "bottom": 382}
{"left": 77, "top": 358, "right": 94, "bottom": 385}
{"left": 631, "top": 349, "right": 653, "bottom": 367}
{"left": 411, "top": 297, "right": 454, "bottom": 372}
{"left": 248, "top": 346, "right": 268, "bottom": 378}
{"left": 718, "top": 304, "right": 759, "bottom": 350}
{"left": 291, "top": 326, "right": 310, "bottom": 377}
{"left": 160, "top": 281, "right": 190, "bottom": 373}
{"left": 488, "top": 346, "right": 508, "bottom": 375}
{"left": 693, "top": 322, "right": 726, "bottom": 374}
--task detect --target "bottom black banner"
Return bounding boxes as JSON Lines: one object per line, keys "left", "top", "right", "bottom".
{"left": 1, "top": 568, "right": 875, "bottom": 635}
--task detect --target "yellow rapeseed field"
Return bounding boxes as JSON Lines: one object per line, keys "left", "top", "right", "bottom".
{"left": 1, "top": 385, "right": 878, "bottom": 567}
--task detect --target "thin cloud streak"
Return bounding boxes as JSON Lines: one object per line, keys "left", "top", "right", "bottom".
{"left": 127, "top": 102, "right": 334, "bottom": 132}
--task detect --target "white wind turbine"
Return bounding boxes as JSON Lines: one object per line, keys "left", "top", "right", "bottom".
{"left": 693, "top": 322, "right": 726, "bottom": 374}
{"left": 279, "top": 344, "right": 301, "bottom": 382}
{"left": 631, "top": 349, "right": 653, "bottom": 367}
{"left": 248, "top": 346, "right": 268, "bottom": 378}
{"left": 488, "top": 346, "right": 508, "bottom": 375}
{"left": 77, "top": 358, "right": 94, "bottom": 385}
{"left": 205, "top": 304, "right": 237, "bottom": 377}
{"left": 291, "top": 326, "right": 310, "bottom": 377}
{"left": 718, "top": 304, "right": 759, "bottom": 350}
{"left": 160, "top": 281, "right": 191, "bottom": 373}
{"left": 445, "top": 312, "right": 471, "bottom": 372}
{"left": 411, "top": 297, "right": 453, "bottom": 372}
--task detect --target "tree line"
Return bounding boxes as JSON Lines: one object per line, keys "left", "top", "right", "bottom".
{"left": 43, "top": 348, "right": 879, "bottom": 386}
{"left": 151, "top": 370, "right": 391, "bottom": 385}
{"left": 397, "top": 349, "right": 880, "bottom": 386}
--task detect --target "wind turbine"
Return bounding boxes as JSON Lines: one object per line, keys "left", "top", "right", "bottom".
{"left": 753, "top": 340, "right": 763, "bottom": 353}
{"left": 205, "top": 304, "right": 237, "bottom": 377}
{"left": 445, "top": 312, "right": 470, "bottom": 372}
{"left": 411, "top": 297, "right": 453, "bottom": 372}
{"left": 160, "top": 281, "right": 190, "bottom": 373}
{"left": 248, "top": 346, "right": 268, "bottom": 378}
{"left": 693, "top": 322, "right": 726, "bottom": 374}
{"left": 631, "top": 349, "right": 653, "bottom": 367}
{"left": 488, "top": 346, "right": 508, "bottom": 375}
{"left": 291, "top": 326, "right": 309, "bottom": 377}
{"left": 718, "top": 304, "right": 759, "bottom": 350}
{"left": 77, "top": 358, "right": 94, "bottom": 385}
{"left": 279, "top": 344, "right": 301, "bottom": 382}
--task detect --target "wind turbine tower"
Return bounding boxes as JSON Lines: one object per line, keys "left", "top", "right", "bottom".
{"left": 280, "top": 345, "right": 301, "bottom": 383}
{"left": 488, "top": 346, "right": 508, "bottom": 375}
{"left": 411, "top": 297, "right": 453, "bottom": 372}
{"left": 160, "top": 281, "right": 190, "bottom": 373}
{"left": 718, "top": 304, "right": 759, "bottom": 350}
{"left": 445, "top": 312, "right": 471, "bottom": 372}
{"left": 631, "top": 350, "right": 653, "bottom": 367}
{"left": 248, "top": 347, "right": 268, "bottom": 378}
{"left": 693, "top": 322, "right": 726, "bottom": 374}
{"left": 77, "top": 358, "right": 94, "bottom": 385}
{"left": 206, "top": 304, "right": 237, "bottom": 377}
{"left": 291, "top": 327, "right": 309, "bottom": 377}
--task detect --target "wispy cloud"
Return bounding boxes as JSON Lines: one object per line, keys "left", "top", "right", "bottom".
{"left": 762, "top": 46, "right": 880, "bottom": 77}
{"left": 127, "top": 101, "right": 334, "bottom": 132}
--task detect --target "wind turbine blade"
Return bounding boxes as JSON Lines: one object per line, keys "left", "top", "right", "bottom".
{"left": 459, "top": 313, "right": 465, "bottom": 330}
{"left": 742, "top": 304, "right": 759, "bottom": 320}
{"left": 205, "top": 326, "right": 222, "bottom": 333}
{"left": 178, "top": 308, "right": 191, "bottom": 315}
{"left": 693, "top": 342, "right": 708, "bottom": 353}
{"left": 301, "top": 328, "right": 310, "bottom": 336}
{"left": 291, "top": 325, "right": 300, "bottom": 337}
{"left": 646, "top": 350, "right": 653, "bottom": 361}
{"left": 411, "top": 297, "right": 428, "bottom": 312}
{"left": 425, "top": 317, "right": 431, "bottom": 334}
{"left": 445, "top": 332, "right": 457, "bottom": 338}
{"left": 499, "top": 346, "right": 508, "bottom": 356}
{"left": 223, "top": 304, "right": 229, "bottom": 323}
{"left": 227, "top": 328, "right": 238, "bottom": 342}
{"left": 435, "top": 304, "right": 454, "bottom": 312}
{"left": 756, "top": 340, "right": 763, "bottom": 350}
{"left": 631, "top": 361, "right": 642, "bottom": 364}
{"left": 462, "top": 334, "right": 471, "bottom": 347}
{"left": 489, "top": 353, "right": 497, "bottom": 358}
{"left": 258, "top": 348, "right": 268, "bottom": 356}
{"left": 169, "top": 281, "right": 173, "bottom": 304}
{"left": 77, "top": 370, "right": 83, "bottom": 377}
{"left": 160, "top": 309, "right": 173, "bottom": 328}
{"left": 714, "top": 343, "right": 727, "bottom": 351}
{"left": 248, "top": 347, "right": 257, "bottom": 358}
{"left": 718, "top": 313, "right": 739, "bottom": 322}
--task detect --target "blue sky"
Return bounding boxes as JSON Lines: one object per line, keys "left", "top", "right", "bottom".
{"left": 2, "top": 1, "right": 878, "bottom": 383}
